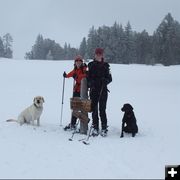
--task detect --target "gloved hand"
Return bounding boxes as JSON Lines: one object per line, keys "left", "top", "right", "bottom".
{"left": 63, "top": 71, "right": 67, "bottom": 78}
{"left": 101, "top": 78, "right": 108, "bottom": 85}
{"left": 88, "top": 80, "right": 95, "bottom": 89}
{"left": 73, "top": 73, "right": 77, "bottom": 79}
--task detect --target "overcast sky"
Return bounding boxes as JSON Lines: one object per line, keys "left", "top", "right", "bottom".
{"left": 0, "top": 0, "right": 180, "bottom": 59}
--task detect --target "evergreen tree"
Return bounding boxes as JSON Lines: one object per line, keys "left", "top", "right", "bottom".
{"left": 43, "top": 38, "right": 55, "bottom": 59}
{"left": 25, "top": 13, "right": 180, "bottom": 65}
{"left": 32, "top": 34, "right": 45, "bottom": 59}
{"left": 173, "top": 21, "right": 180, "bottom": 64}
{"left": 123, "top": 22, "right": 136, "bottom": 64}
{"left": 25, "top": 35, "right": 78, "bottom": 60}
{"left": 51, "top": 43, "right": 64, "bottom": 60}
{"left": 3, "top": 33, "right": 13, "bottom": 58}
{"left": 153, "top": 13, "right": 180, "bottom": 65}
{"left": 67, "top": 43, "right": 78, "bottom": 59}
{"left": 0, "top": 37, "right": 4, "bottom": 57}
{"left": 25, "top": 51, "right": 33, "bottom": 59}
{"left": 79, "top": 37, "right": 87, "bottom": 58}
{"left": 46, "top": 50, "right": 53, "bottom": 60}
{"left": 135, "top": 30, "right": 153, "bottom": 64}
{"left": 86, "top": 26, "right": 99, "bottom": 58}
{"left": 98, "top": 26, "right": 112, "bottom": 62}
{"left": 63, "top": 43, "right": 68, "bottom": 60}
{"left": 110, "top": 22, "right": 126, "bottom": 63}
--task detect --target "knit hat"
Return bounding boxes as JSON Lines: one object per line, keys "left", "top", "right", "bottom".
{"left": 75, "top": 55, "right": 83, "bottom": 62}
{"left": 95, "top": 48, "right": 104, "bottom": 55}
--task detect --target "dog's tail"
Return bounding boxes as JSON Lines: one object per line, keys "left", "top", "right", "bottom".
{"left": 6, "top": 119, "right": 18, "bottom": 122}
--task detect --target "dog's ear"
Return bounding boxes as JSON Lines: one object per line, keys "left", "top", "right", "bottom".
{"left": 121, "top": 104, "right": 126, "bottom": 112}
{"left": 128, "top": 104, "right": 133, "bottom": 111}
{"left": 33, "top": 97, "right": 36, "bottom": 103}
{"left": 121, "top": 104, "right": 128, "bottom": 112}
{"left": 41, "top": 97, "right": 45, "bottom": 103}
{"left": 122, "top": 103, "right": 134, "bottom": 112}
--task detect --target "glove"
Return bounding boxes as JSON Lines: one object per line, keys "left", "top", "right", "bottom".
{"left": 63, "top": 71, "right": 67, "bottom": 78}
{"left": 87, "top": 80, "right": 95, "bottom": 89}
{"left": 101, "top": 78, "right": 108, "bottom": 85}
{"left": 72, "top": 73, "right": 77, "bottom": 79}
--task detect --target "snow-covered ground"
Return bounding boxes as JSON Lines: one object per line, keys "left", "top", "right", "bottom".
{"left": 0, "top": 58, "right": 179, "bottom": 179}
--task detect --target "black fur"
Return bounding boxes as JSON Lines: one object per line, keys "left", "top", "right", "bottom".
{"left": 120, "top": 103, "right": 138, "bottom": 138}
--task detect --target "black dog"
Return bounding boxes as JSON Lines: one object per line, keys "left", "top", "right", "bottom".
{"left": 120, "top": 103, "right": 138, "bottom": 138}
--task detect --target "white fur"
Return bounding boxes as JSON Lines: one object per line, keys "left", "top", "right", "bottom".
{"left": 7, "top": 96, "right": 45, "bottom": 126}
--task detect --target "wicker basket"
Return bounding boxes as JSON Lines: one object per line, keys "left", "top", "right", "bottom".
{"left": 70, "top": 97, "right": 91, "bottom": 112}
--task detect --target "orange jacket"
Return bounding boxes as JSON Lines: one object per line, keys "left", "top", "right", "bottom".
{"left": 66, "top": 65, "right": 87, "bottom": 92}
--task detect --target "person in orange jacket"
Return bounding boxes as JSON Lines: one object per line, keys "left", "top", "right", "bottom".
{"left": 63, "top": 55, "right": 87, "bottom": 130}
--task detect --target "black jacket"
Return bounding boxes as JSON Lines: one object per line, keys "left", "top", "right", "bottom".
{"left": 87, "top": 60, "right": 112, "bottom": 90}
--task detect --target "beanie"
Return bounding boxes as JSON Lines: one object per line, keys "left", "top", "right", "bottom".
{"left": 95, "top": 48, "right": 104, "bottom": 55}
{"left": 75, "top": 55, "right": 83, "bottom": 62}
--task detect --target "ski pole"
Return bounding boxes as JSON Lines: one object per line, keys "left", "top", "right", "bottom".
{"left": 60, "top": 76, "right": 66, "bottom": 126}
{"left": 83, "top": 85, "right": 104, "bottom": 144}
{"left": 82, "top": 124, "right": 93, "bottom": 145}
{"left": 69, "top": 119, "right": 80, "bottom": 141}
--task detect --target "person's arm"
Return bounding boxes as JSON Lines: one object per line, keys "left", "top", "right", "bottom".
{"left": 87, "top": 63, "right": 95, "bottom": 88}
{"left": 78, "top": 66, "right": 87, "bottom": 79}
{"left": 102, "top": 63, "right": 112, "bottom": 85}
{"left": 66, "top": 69, "right": 75, "bottom": 78}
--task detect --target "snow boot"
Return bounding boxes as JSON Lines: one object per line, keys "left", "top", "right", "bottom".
{"left": 91, "top": 128, "right": 99, "bottom": 137}
{"left": 100, "top": 129, "right": 108, "bottom": 137}
{"left": 64, "top": 123, "right": 76, "bottom": 131}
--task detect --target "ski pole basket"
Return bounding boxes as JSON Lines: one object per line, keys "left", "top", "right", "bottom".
{"left": 70, "top": 97, "right": 91, "bottom": 112}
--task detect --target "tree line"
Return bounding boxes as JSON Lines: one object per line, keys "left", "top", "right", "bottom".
{"left": 26, "top": 13, "right": 180, "bottom": 66}
{"left": 0, "top": 33, "right": 13, "bottom": 58}
{"left": 2, "top": 13, "right": 180, "bottom": 66}
{"left": 25, "top": 35, "right": 78, "bottom": 60}
{"left": 79, "top": 13, "right": 180, "bottom": 66}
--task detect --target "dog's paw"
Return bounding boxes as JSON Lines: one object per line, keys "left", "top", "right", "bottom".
{"left": 132, "top": 133, "right": 136, "bottom": 137}
{"left": 120, "top": 135, "right": 124, "bottom": 138}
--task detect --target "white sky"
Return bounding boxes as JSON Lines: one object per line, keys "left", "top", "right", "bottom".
{"left": 0, "top": 0, "right": 180, "bottom": 59}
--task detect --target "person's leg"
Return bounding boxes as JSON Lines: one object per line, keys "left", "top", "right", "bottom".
{"left": 99, "top": 90, "right": 108, "bottom": 130}
{"left": 90, "top": 89, "right": 99, "bottom": 130}
{"left": 64, "top": 91, "right": 80, "bottom": 131}
{"left": 71, "top": 91, "right": 80, "bottom": 127}
{"left": 90, "top": 89, "right": 99, "bottom": 136}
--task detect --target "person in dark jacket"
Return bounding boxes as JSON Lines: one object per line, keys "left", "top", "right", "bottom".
{"left": 87, "top": 48, "right": 112, "bottom": 137}
{"left": 63, "top": 55, "right": 87, "bottom": 130}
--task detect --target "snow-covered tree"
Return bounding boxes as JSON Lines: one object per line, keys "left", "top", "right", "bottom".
{"left": 135, "top": 30, "right": 153, "bottom": 64}
{"left": 153, "top": 13, "right": 180, "bottom": 65}
{"left": 79, "top": 37, "right": 87, "bottom": 58}
{"left": 32, "top": 34, "right": 45, "bottom": 59}
{"left": 46, "top": 50, "right": 53, "bottom": 60}
{"left": 0, "top": 37, "right": 4, "bottom": 57}
{"left": 3, "top": 33, "right": 13, "bottom": 58}
{"left": 123, "top": 22, "right": 136, "bottom": 64}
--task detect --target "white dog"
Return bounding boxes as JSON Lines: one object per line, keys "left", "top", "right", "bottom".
{"left": 7, "top": 96, "right": 45, "bottom": 126}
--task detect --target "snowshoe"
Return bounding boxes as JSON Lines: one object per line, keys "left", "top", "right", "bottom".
{"left": 100, "top": 129, "right": 108, "bottom": 137}
{"left": 91, "top": 128, "right": 99, "bottom": 137}
{"left": 64, "top": 124, "right": 76, "bottom": 131}
{"left": 64, "top": 124, "right": 71, "bottom": 131}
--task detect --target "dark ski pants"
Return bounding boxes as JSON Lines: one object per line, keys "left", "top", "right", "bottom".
{"left": 71, "top": 91, "right": 80, "bottom": 126}
{"left": 90, "top": 88, "right": 108, "bottom": 130}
